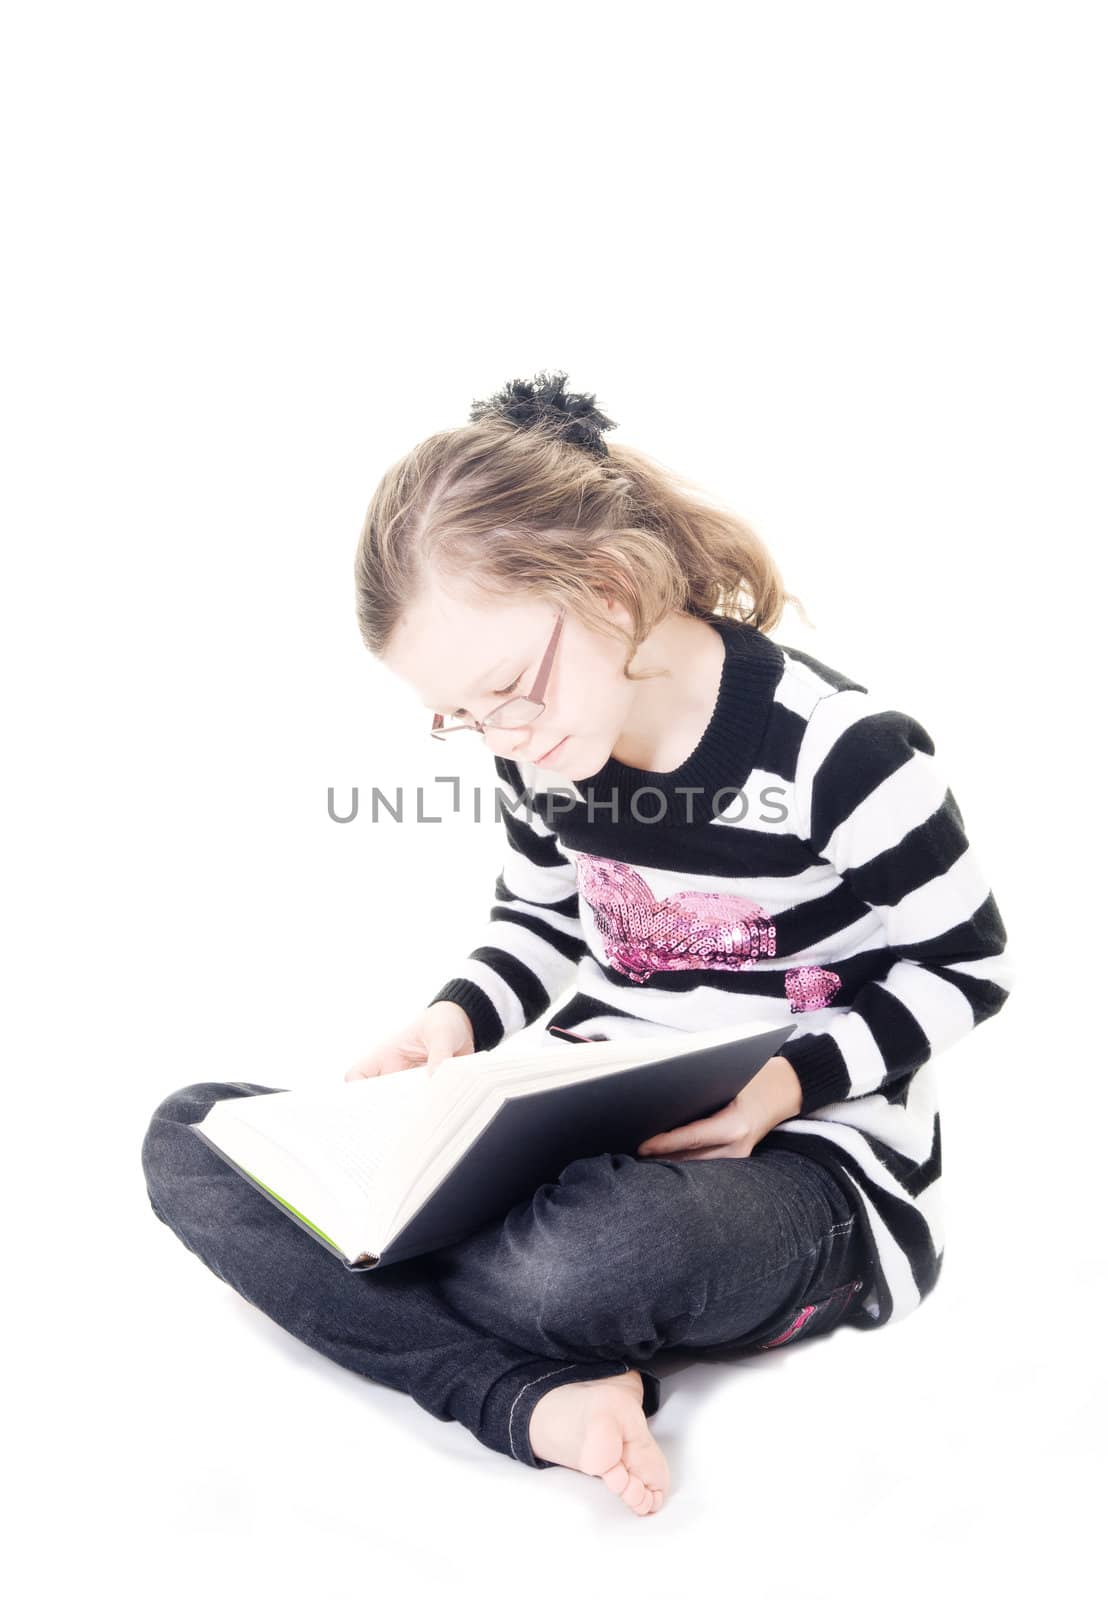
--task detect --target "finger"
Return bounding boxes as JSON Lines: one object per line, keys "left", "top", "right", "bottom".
{"left": 639, "top": 1134, "right": 702, "bottom": 1156}
{"left": 639, "top": 1121, "right": 718, "bottom": 1154}
{"left": 653, "top": 1152, "right": 723, "bottom": 1164}
{"left": 426, "top": 1054, "right": 461, "bottom": 1076}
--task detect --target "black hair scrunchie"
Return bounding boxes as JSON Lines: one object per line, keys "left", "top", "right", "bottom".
{"left": 469, "top": 369, "right": 617, "bottom": 459}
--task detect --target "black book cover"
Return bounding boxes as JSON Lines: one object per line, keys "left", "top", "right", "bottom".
{"left": 190, "top": 1022, "right": 798, "bottom": 1272}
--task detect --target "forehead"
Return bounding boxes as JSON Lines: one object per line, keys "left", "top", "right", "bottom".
{"left": 382, "top": 581, "right": 543, "bottom": 703}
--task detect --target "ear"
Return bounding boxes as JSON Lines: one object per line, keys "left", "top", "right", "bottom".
{"left": 601, "top": 590, "right": 633, "bottom": 628}
{"left": 589, "top": 558, "right": 634, "bottom": 630}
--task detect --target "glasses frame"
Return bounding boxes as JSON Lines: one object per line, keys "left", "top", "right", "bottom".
{"left": 430, "top": 607, "right": 566, "bottom": 741}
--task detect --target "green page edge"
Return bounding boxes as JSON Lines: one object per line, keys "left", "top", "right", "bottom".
{"left": 239, "top": 1161, "right": 342, "bottom": 1253}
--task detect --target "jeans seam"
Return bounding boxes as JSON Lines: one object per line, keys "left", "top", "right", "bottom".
{"left": 507, "top": 1365, "right": 583, "bottom": 1463}
{"left": 696, "top": 1216, "right": 857, "bottom": 1341}
{"left": 711, "top": 1215, "right": 856, "bottom": 1305}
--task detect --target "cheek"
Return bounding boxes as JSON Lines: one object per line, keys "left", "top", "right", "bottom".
{"left": 561, "top": 679, "right": 620, "bottom": 735}
{"left": 588, "top": 674, "right": 630, "bottom": 734}
{"left": 557, "top": 643, "right": 628, "bottom": 733}
{"left": 602, "top": 672, "right": 635, "bottom": 726}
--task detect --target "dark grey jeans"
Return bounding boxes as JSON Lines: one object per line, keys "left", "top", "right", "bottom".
{"left": 141, "top": 1080, "right": 871, "bottom": 1470}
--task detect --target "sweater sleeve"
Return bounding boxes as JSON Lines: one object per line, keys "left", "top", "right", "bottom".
{"left": 776, "top": 690, "right": 1015, "bottom": 1117}
{"left": 427, "top": 756, "right": 589, "bottom": 1053}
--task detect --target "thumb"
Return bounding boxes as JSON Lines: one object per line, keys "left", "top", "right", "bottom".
{"left": 422, "top": 1023, "right": 457, "bottom": 1078}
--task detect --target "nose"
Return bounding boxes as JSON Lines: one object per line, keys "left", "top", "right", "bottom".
{"left": 486, "top": 729, "right": 531, "bottom": 758}
{"left": 483, "top": 724, "right": 539, "bottom": 760}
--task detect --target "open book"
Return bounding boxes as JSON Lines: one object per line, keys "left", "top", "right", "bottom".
{"left": 189, "top": 1018, "right": 798, "bottom": 1272}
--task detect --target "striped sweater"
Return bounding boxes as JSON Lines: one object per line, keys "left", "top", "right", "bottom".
{"left": 429, "top": 612, "right": 1015, "bottom": 1330}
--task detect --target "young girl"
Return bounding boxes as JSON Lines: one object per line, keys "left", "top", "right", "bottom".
{"left": 142, "top": 370, "right": 1014, "bottom": 1518}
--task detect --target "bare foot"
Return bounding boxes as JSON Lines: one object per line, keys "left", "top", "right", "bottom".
{"left": 527, "top": 1369, "right": 670, "bottom": 1516}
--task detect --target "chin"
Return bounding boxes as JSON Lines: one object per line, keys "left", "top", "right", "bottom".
{"left": 556, "top": 741, "right": 607, "bottom": 781}
{"left": 530, "top": 740, "right": 566, "bottom": 772}
{"left": 528, "top": 734, "right": 606, "bottom": 780}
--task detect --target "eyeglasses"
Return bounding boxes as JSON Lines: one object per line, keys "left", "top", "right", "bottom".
{"left": 430, "top": 608, "right": 565, "bottom": 740}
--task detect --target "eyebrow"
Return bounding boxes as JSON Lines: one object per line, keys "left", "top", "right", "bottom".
{"left": 423, "top": 657, "right": 515, "bottom": 713}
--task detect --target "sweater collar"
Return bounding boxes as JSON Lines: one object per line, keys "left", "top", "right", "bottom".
{"left": 563, "top": 612, "right": 785, "bottom": 829}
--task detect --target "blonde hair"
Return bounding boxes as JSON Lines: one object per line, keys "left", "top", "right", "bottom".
{"left": 354, "top": 394, "right": 810, "bottom": 686}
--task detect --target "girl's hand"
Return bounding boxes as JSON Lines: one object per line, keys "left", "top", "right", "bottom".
{"left": 636, "top": 1055, "right": 804, "bottom": 1161}
{"left": 344, "top": 1001, "right": 476, "bottom": 1081}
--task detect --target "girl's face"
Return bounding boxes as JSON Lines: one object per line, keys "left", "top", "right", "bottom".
{"left": 381, "top": 576, "right": 641, "bottom": 780}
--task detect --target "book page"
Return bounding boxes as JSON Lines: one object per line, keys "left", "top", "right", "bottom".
{"left": 215, "top": 1070, "right": 433, "bottom": 1204}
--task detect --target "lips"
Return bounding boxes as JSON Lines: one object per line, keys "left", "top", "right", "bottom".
{"left": 537, "top": 736, "right": 568, "bottom": 763}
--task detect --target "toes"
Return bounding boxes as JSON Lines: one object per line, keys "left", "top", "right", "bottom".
{"left": 602, "top": 1459, "right": 665, "bottom": 1515}
{"left": 622, "top": 1472, "right": 651, "bottom": 1512}
{"left": 633, "top": 1484, "right": 657, "bottom": 1516}
{"left": 626, "top": 1435, "right": 671, "bottom": 1499}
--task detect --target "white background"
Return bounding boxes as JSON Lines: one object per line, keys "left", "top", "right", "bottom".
{"left": 4, "top": 2, "right": 1102, "bottom": 1593}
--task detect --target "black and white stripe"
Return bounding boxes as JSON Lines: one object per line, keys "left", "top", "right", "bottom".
{"left": 430, "top": 616, "right": 1014, "bottom": 1331}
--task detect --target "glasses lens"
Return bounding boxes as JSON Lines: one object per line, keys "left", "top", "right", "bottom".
{"left": 483, "top": 698, "right": 543, "bottom": 730}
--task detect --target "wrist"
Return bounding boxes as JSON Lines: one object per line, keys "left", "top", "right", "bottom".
{"left": 762, "top": 1054, "right": 803, "bottom": 1122}
{"left": 428, "top": 999, "right": 475, "bottom": 1042}
{"left": 426, "top": 980, "right": 500, "bottom": 1053}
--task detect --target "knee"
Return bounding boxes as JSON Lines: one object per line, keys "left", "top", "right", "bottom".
{"left": 140, "top": 1081, "right": 247, "bottom": 1211}
{"left": 142, "top": 1080, "right": 233, "bottom": 1155}
{"left": 147, "top": 1081, "right": 239, "bottom": 1128}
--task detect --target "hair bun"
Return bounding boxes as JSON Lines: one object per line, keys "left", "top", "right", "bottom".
{"left": 469, "top": 369, "right": 616, "bottom": 459}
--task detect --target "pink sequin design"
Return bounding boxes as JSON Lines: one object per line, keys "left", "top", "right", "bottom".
{"left": 575, "top": 853, "right": 840, "bottom": 1008}
{"left": 785, "top": 966, "right": 842, "bottom": 1011}
{"left": 576, "top": 853, "right": 775, "bottom": 983}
